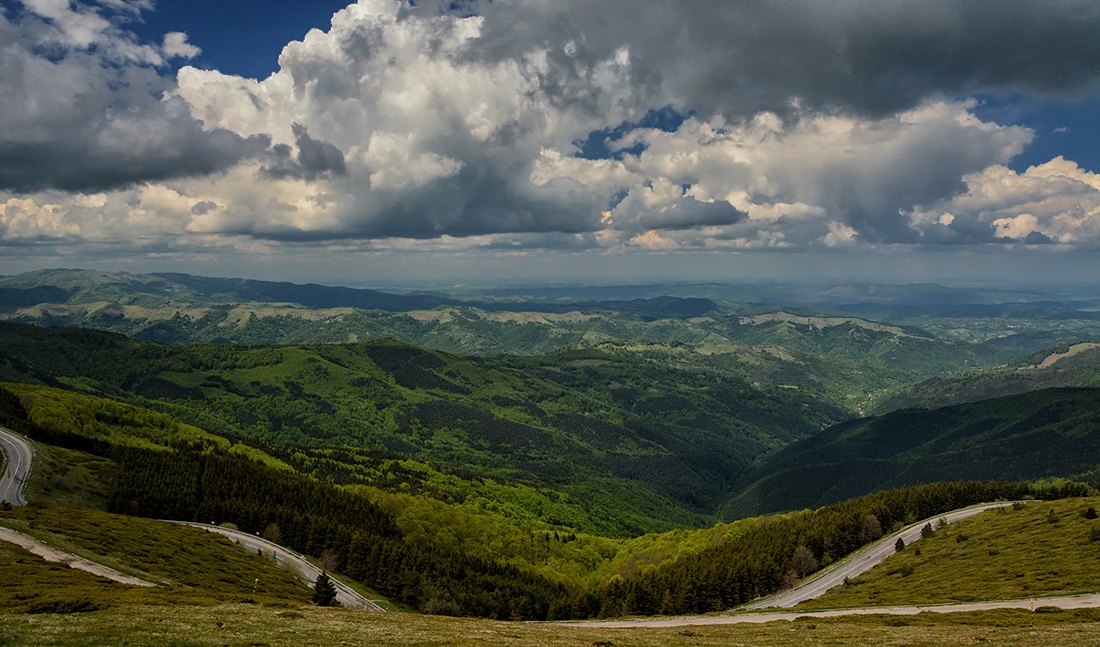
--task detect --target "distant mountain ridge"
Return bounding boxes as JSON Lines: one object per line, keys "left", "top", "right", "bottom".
{"left": 0, "top": 268, "right": 719, "bottom": 318}
{"left": 869, "top": 342, "right": 1100, "bottom": 413}
{"left": 0, "top": 269, "right": 1000, "bottom": 379}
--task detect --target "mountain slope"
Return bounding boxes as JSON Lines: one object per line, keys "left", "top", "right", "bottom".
{"left": 800, "top": 497, "right": 1100, "bottom": 609}
{"left": 0, "top": 270, "right": 999, "bottom": 379}
{"left": 0, "top": 507, "right": 313, "bottom": 610}
{"left": 725, "top": 387, "right": 1100, "bottom": 517}
{"left": 0, "top": 321, "right": 849, "bottom": 532}
{"left": 870, "top": 342, "right": 1100, "bottom": 414}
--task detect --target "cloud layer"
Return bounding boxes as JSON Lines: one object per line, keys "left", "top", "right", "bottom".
{"left": 3, "top": 0, "right": 1100, "bottom": 268}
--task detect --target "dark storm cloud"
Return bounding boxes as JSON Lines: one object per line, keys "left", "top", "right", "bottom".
{"left": 414, "top": 0, "right": 1100, "bottom": 119}
{"left": 259, "top": 124, "right": 347, "bottom": 181}
{"left": 0, "top": 11, "right": 270, "bottom": 193}
{"left": 629, "top": 197, "right": 747, "bottom": 232}
{"left": 350, "top": 170, "right": 604, "bottom": 240}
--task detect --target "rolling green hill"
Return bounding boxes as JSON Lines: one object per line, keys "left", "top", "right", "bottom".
{"left": 800, "top": 497, "right": 1100, "bottom": 609}
{"left": 0, "top": 507, "right": 314, "bottom": 611}
{"left": 725, "top": 387, "right": 1100, "bottom": 517}
{"left": 3, "top": 376, "right": 1095, "bottom": 625}
{"left": 4, "top": 380, "right": 762, "bottom": 581}
{"left": 869, "top": 342, "right": 1100, "bottom": 414}
{"left": 0, "top": 270, "right": 1001, "bottom": 378}
{"left": 0, "top": 321, "right": 853, "bottom": 533}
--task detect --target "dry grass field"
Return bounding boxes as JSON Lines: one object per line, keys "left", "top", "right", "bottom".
{"left": 4, "top": 604, "right": 1100, "bottom": 647}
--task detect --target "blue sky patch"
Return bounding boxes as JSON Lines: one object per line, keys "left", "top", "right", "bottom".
{"left": 573, "top": 106, "right": 693, "bottom": 161}
{"left": 971, "top": 91, "right": 1100, "bottom": 173}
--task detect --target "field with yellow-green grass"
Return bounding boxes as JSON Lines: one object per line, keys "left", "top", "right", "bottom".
{"left": 0, "top": 507, "right": 314, "bottom": 612}
{"left": 800, "top": 497, "right": 1100, "bottom": 610}
{"left": 4, "top": 603, "right": 1100, "bottom": 647}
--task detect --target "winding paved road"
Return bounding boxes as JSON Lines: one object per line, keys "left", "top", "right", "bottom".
{"left": 742, "top": 501, "right": 1030, "bottom": 610}
{"left": 0, "top": 425, "right": 33, "bottom": 506}
{"left": 167, "top": 521, "right": 385, "bottom": 612}
{"left": 0, "top": 425, "right": 383, "bottom": 610}
{"left": 3, "top": 424, "right": 1074, "bottom": 624}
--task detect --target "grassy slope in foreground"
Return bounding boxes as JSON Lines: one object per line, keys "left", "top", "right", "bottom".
{"left": 800, "top": 497, "right": 1100, "bottom": 609}
{"left": 0, "top": 507, "right": 312, "bottom": 611}
{"left": 4, "top": 603, "right": 1100, "bottom": 647}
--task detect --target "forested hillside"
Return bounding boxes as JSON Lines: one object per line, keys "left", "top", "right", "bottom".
{"left": 6, "top": 382, "right": 1085, "bottom": 620}
{"left": 0, "top": 387, "right": 564, "bottom": 619}
{"left": 0, "top": 322, "right": 852, "bottom": 533}
{"left": 548, "top": 480, "right": 1085, "bottom": 618}
{"left": 725, "top": 387, "right": 1100, "bottom": 517}
{"left": 869, "top": 342, "right": 1100, "bottom": 413}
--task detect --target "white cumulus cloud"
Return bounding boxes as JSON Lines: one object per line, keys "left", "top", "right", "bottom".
{"left": 4, "top": 0, "right": 1100, "bottom": 271}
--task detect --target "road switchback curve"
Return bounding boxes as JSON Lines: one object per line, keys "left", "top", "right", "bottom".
{"left": 0, "top": 425, "right": 34, "bottom": 506}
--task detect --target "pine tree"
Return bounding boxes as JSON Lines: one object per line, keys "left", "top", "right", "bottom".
{"left": 313, "top": 572, "right": 337, "bottom": 606}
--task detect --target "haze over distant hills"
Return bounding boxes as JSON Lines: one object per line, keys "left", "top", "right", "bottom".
{"left": 2, "top": 269, "right": 1098, "bottom": 362}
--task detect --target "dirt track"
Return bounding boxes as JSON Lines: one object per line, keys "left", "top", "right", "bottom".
{"left": 561, "top": 593, "right": 1100, "bottom": 628}
{"left": 0, "top": 526, "right": 155, "bottom": 587}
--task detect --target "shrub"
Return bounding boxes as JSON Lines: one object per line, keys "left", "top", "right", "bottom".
{"left": 262, "top": 523, "right": 282, "bottom": 544}
{"left": 25, "top": 598, "right": 100, "bottom": 614}
{"left": 886, "top": 563, "right": 914, "bottom": 578}
{"left": 920, "top": 523, "right": 934, "bottom": 539}
{"left": 1084, "top": 507, "right": 1098, "bottom": 520}
{"left": 790, "top": 545, "right": 818, "bottom": 578}
{"left": 1088, "top": 526, "right": 1100, "bottom": 543}
{"left": 895, "top": 537, "right": 905, "bottom": 552}
{"left": 857, "top": 514, "right": 883, "bottom": 545}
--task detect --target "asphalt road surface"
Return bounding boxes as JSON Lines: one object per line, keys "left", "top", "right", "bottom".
{"left": 742, "top": 501, "right": 1030, "bottom": 610}
{"left": 0, "top": 425, "right": 33, "bottom": 506}
{"left": 168, "top": 521, "right": 386, "bottom": 611}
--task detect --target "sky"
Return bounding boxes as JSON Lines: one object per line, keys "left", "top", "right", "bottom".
{"left": 1, "top": 0, "right": 1099, "bottom": 289}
